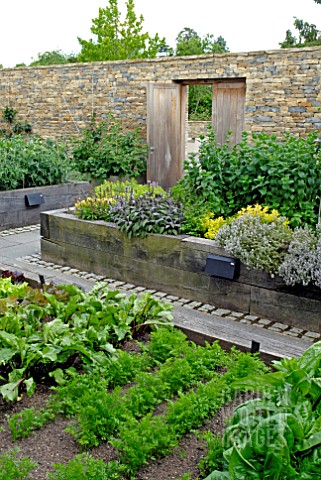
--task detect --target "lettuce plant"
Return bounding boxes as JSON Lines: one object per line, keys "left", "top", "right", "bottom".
{"left": 207, "top": 342, "right": 321, "bottom": 479}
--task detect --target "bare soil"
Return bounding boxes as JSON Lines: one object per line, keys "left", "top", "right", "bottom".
{"left": 0, "top": 338, "right": 247, "bottom": 480}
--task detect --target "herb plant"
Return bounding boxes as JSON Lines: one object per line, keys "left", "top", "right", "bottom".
{"left": 0, "top": 135, "right": 69, "bottom": 190}
{"left": 214, "top": 211, "right": 293, "bottom": 274}
{"left": 110, "top": 193, "right": 184, "bottom": 238}
{"left": 0, "top": 449, "right": 37, "bottom": 480}
{"left": 72, "top": 113, "right": 148, "bottom": 181}
{"left": 173, "top": 129, "right": 321, "bottom": 227}
{"left": 278, "top": 222, "right": 321, "bottom": 288}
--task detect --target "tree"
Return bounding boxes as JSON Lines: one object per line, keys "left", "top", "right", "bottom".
{"left": 174, "top": 27, "right": 229, "bottom": 121}
{"left": 175, "top": 27, "right": 228, "bottom": 56}
{"left": 29, "top": 50, "right": 78, "bottom": 66}
{"left": 78, "top": 0, "right": 166, "bottom": 61}
{"left": 280, "top": 0, "right": 321, "bottom": 48}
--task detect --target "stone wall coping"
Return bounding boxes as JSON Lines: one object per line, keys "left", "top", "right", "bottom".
{"left": 2, "top": 45, "right": 321, "bottom": 73}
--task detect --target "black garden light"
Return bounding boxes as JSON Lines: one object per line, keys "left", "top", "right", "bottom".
{"left": 25, "top": 192, "right": 45, "bottom": 207}
{"left": 204, "top": 254, "right": 240, "bottom": 280}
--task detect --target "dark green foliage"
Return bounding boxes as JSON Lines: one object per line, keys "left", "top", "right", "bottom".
{"left": 145, "top": 327, "right": 190, "bottom": 363}
{"left": 72, "top": 114, "right": 147, "bottom": 180}
{"left": 29, "top": 50, "right": 78, "bottom": 66}
{"left": 173, "top": 129, "right": 321, "bottom": 227}
{"left": 0, "top": 106, "right": 32, "bottom": 138}
{"left": 0, "top": 449, "right": 37, "bottom": 480}
{"left": 209, "top": 341, "right": 321, "bottom": 479}
{"left": 175, "top": 27, "right": 228, "bottom": 56}
{"left": 0, "top": 280, "right": 172, "bottom": 402}
{"left": 188, "top": 85, "right": 212, "bottom": 121}
{"left": 0, "top": 135, "right": 68, "bottom": 190}
{"left": 111, "top": 193, "right": 184, "bottom": 237}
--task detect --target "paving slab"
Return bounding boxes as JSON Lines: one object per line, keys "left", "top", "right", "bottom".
{"left": 0, "top": 227, "right": 317, "bottom": 362}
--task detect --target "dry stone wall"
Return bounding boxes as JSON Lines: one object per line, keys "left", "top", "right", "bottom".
{"left": 0, "top": 46, "right": 321, "bottom": 140}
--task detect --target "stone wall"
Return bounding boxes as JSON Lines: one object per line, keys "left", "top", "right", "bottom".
{"left": 187, "top": 121, "right": 211, "bottom": 139}
{"left": 1, "top": 46, "right": 321, "bottom": 140}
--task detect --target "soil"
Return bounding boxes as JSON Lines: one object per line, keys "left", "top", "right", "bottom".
{"left": 0, "top": 338, "right": 249, "bottom": 480}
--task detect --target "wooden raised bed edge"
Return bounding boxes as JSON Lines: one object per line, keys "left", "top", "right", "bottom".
{"left": 0, "top": 182, "right": 90, "bottom": 230}
{"left": 40, "top": 209, "right": 321, "bottom": 333}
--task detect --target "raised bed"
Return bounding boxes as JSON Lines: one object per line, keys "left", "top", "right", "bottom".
{"left": 40, "top": 209, "right": 321, "bottom": 332}
{"left": 0, "top": 182, "right": 90, "bottom": 230}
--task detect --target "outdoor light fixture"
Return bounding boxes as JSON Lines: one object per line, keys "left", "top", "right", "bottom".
{"left": 25, "top": 192, "right": 45, "bottom": 207}
{"left": 204, "top": 254, "right": 240, "bottom": 280}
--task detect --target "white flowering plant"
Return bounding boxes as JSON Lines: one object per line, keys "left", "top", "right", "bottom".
{"left": 214, "top": 213, "right": 293, "bottom": 275}
{"left": 278, "top": 223, "right": 321, "bottom": 288}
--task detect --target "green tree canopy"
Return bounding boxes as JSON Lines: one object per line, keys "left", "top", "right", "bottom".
{"left": 29, "top": 50, "right": 78, "bottom": 66}
{"left": 174, "top": 27, "right": 229, "bottom": 121}
{"left": 280, "top": 0, "right": 321, "bottom": 47}
{"left": 78, "top": 0, "right": 166, "bottom": 61}
{"left": 175, "top": 27, "right": 228, "bottom": 56}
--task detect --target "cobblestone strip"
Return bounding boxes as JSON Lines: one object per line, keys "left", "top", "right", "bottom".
{"left": 19, "top": 253, "right": 321, "bottom": 343}
{"left": 0, "top": 224, "right": 40, "bottom": 236}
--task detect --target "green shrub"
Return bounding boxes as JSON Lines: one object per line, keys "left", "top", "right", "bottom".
{"left": 214, "top": 211, "right": 293, "bottom": 274}
{"left": 173, "top": 129, "right": 321, "bottom": 227}
{"left": 74, "top": 180, "right": 166, "bottom": 222}
{"left": 278, "top": 222, "right": 321, "bottom": 288}
{"left": 111, "top": 193, "right": 184, "bottom": 238}
{"left": 0, "top": 135, "right": 69, "bottom": 190}
{"left": 72, "top": 114, "right": 148, "bottom": 180}
{"left": 0, "top": 106, "right": 32, "bottom": 137}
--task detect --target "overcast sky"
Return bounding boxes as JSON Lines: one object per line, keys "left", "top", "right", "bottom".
{"left": 1, "top": 0, "right": 320, "bottom": 67}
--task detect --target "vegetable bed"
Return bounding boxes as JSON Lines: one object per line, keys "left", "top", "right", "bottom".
{"left": 1, "top": 277, "right": 321, "bottom": 480}
{"left": 0, "top": 276, "right": 265, "bottom": 479}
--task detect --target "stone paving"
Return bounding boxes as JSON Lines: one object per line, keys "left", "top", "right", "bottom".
{"left": 1, "top": 226, "right": 313, "bottom": 345}
{"left": 2, "top": 223, "right": 320, "bottom": 344}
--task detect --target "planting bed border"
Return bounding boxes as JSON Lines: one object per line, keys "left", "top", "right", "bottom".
{"left": 0, "top": 182, "right": 90, "bottom": 230}
{"left": 40, "top": 209, "right": 321, "bottom": 332}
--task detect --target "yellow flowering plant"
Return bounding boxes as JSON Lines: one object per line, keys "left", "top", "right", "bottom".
{"left": 199, "top": 204, "right": 288, "bottom": 241}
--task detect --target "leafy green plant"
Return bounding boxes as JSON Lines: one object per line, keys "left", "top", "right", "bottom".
{"left": 7, "top": 406, "right": 57, "bottom": 442}
{"left": 278, "top": 222, "right": 321, "bottom": 288}
{"left": 48, "top": 453, "right": 128, "bottom": 480}
{"left": 173, "top": 129, "right": 321, "bottom": 228}
{"left": 74, "top": 179, "right": 166, "bottom": 221}
{"left": 214, "top": 211, "right": 293, "bottom": 274}
{"left": 67, "top": 339, "right": 227, "bottom": 448}
{"left": 110, "top": 193, "right": 184, "bottom": 238}
{"left": 0, "top": 280, "right": 173, "bottom": 402}
{"left": 0, "top": 135, "right": 69, "bottom": 190}
{"left": 72, "top": 113, "right": 148, "bottom": 181}
{"left": 94, "top": 178, "right": 166, "bottom": 199}
{"left": 112, "top": 351, "right": 265, "bottom": 474}
{"left": 0, "top": 106, "right": 32, "bottom": 138}
{"left": 197, "top": 432, "right": 224, "bottom": 477}
{"left": 208, "top": 341, "right": 321, "bottom": 479}
{"left": 0, "top": 449, "right": 37, "bottom": 480}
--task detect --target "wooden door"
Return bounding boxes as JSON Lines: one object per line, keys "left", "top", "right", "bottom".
{"left": 147, "top": 83, "right": 187, "bottom": 188}
{"left": 212, "top": 80, "right": 246, "bottom": 146}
